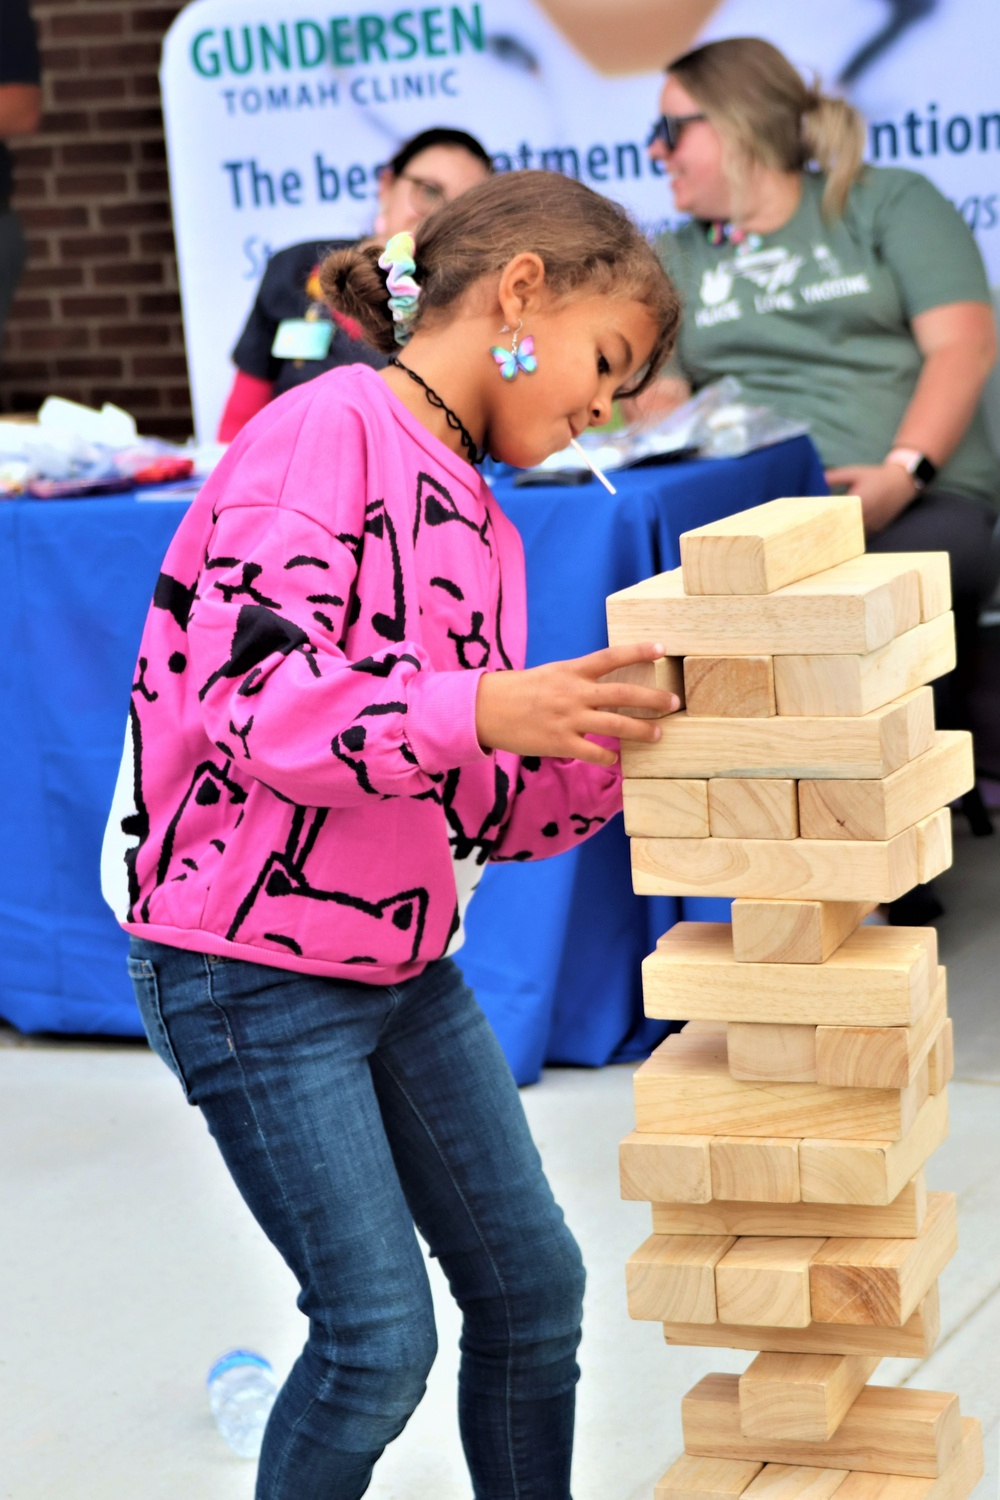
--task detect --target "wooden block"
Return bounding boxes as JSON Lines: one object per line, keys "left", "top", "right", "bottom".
{"left": 715, "top": 1238, "right": 824, "bottom": 1327}
{"left": 655, "top": 1454, "right": 764, "bottom": 1500}
{"left": 742, "top": 1466, "right": 851, "bottom": 1500}
{"left": 622, "top": 688, "right": 934, "bottom": 781}
{"left": 599, "top": 653, "right": 685, "bottom": 718}
{"left": 887, "top": 552, "right": 952, "bottom": 622}
{"left": 681, "top": 1373, "right": 962, "bottom": 1478}
{"left": 810, "top": 1192, "right": 957, "bottom": 1328}
{"left": 632, "top": 829, "right": 922, "bottom": 904}
{"left": 606, "top": 556, "right": 920, "bottom": 657}
{"left": 679, "top": 496, "right": 865, "bottom": 596}
{"left": 663, "top": 1285, "right": 940, "bottom": 1361}
{"left": 728, "top": 1024, "right": 818, "bottom": 1083}
{"left": 799, "top": 732, "right": 973, "bottom": 842}
{"left": 623, "top": 779, "right": 710, "bottom": 837}
{"left": 626, "top": 1231, "right": 735, "bottom": 1322}
{"left": 915, "top": 808, "right": 953, "bottom": 884}
{"left": 927, "top": 1018, "right": 954, "bottom": 1095}
{"left": 739, "top": 1352, "right": 880, "bottom": 1442}
{"left": 620, "top": 1130, "right": 713, "bottom": 1203}
{"left": 816, "top": 970, "right": 947, "bottom": 1089}
{"left": 732, "top": 900, "right": 875, "bottom": 965}
{"left": 710, "top": 780, "right": 799, "bottom": 839}
{"left": 653, "top": 1174, "right": 927, "bottom": 1239}
{"left": 635, "top": 1030, "right": 924, "bottom": 1141}
{"left": 644, "top": 923, "right": 936, "bottom": 1028}
{"left": 686, "top": 657, "right": 777, "bottom": 717}
{"left": 800, "top": 1090, "right": 948, "bottom": 1206}
{"left": 773, "top": 614, "right": 956, "bottom": 718}
{"left": 831, "top": 1418, "right": 982, "bottom": 1500}
{"left": 711, "top": 1137, "right": 801, "bottom": 1203}
{"left": 635, "top": 1030, "right": 926, "bottom": 1141}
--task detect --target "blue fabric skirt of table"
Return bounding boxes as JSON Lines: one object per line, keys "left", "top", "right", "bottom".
{"left": 0, "top": 436, "right": 826, "bottom": 1079}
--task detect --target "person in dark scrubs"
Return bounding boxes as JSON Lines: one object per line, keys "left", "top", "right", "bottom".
{"left": 217, "top": 127, "right": 493, "bottom": 440}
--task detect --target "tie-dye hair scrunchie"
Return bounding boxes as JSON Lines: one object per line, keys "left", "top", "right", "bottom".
{"left": 378, "top": 231, "right": 422, "bottom": 346}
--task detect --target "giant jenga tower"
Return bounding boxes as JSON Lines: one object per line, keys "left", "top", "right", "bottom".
{"left": 606, "top": 497, "right": 983, "bottom": 1500}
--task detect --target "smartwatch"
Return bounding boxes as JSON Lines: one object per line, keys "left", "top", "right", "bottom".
{"left": 885, "top": 447, "right": 937, "bottom": 491}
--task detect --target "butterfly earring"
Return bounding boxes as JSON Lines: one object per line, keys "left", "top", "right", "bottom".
{"left": 490, "top": 319, "right": 537, "bottom": 381}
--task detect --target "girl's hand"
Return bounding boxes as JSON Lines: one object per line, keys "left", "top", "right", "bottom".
{"left": 825, "top": 463, "right": 917, "bottom": 535}
{"left": 475, "top": 643, "right": 681, "bottom": 767}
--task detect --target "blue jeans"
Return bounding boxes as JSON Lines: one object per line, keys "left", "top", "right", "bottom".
{"left": 127, "top": 938, "right": 585, "bottom": 1499}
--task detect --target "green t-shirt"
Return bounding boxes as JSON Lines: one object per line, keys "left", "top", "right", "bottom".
{"left": 656, "top": 167, "right": 1000, "bottom": 506}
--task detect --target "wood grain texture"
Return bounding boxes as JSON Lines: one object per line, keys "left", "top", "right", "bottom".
{"left": 915, "top": 808, "right": 953, "bottom": 884}
{"left": 626, "top": 1231, "right": 735, "bottom": 1322}
{"left": 798, "top": 733, "right": 973, "bottom": 841}
{"left": 653, "top": 1174, "right": 927, "bottom": 1239}
{"left": 731, "top": 900, "right": 875, "bottom": 965}
{"left": 622, "top": 778, "right": 710, "bottom": 837}
{"left": 644, "top": 923, "right": 936, "bottom": 1028}
{"left": 710, "top": 1137, "right": 801, "bottom": 1203}
{"left": 799, "top": 1090, "right": 948, "bottom": 1206}
{"left": 887, "top": 552, "right": 951, "bottom": 621}
{"left": 829, "top": 1419, "right": 982, "bottom": 1500}
{"left": 815, "top": 970, "right": 947, "bottom": 1089}
{"left": 773, "top": 614, "right": 956, "bottom": 718}
{"left": 606, "top": 556, "right": 920, "bottom": 657}
{"left": 728, "top": 1024, "right": 818, "bottom": 1084}
{"left": 738, "top": 1352, "right": 880, "bottom": 1442}
{"left": 681, "top": 1373, "right": 962, "bottom": 1479}
{"left": 927, "top": 1018, "right": 954, "bottom": 1095}
{"left": 685, "top": 657, "right": 777, "bottom": 717}
{"left": 710, "top": 780, "right": 799, "bottom": 839}
{"left": 678, "top": 496, "right": 865, "bottom": 596}
{"left": 632, "top": 828, "right": 923, "bottom": 904}
{"left": 621, "top": 688, "right": 934, "bottom": 780}
{"left": 620, "top": 1130, "right": 713, "bottom": 1203}
{"left": 809, "top": 1192, "right": 957, "bottom": 1328}
{"left": 742, "top": 1466, "right": 850, "bottom": 1500}
{"left": 634, "top": 1029, "right": 925, "bottom": 1141}
{"left": 715, "top": 1237, "right": 824, "bottom": 1327}
{"left": 599, "top": 653, "right": 685, "bottom": 718}
{"left": 654, "top": 1454, "right": 764, "bottom": 1500}
{"left": 662, "top": 1285, "right": 940, "bottom": 1361}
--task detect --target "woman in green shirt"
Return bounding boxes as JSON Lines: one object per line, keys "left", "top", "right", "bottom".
{"left": 648, "top": 35, "right": 999, "bottom": 812}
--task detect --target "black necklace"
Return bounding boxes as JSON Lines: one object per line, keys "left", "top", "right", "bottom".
{"left": 389, "top": 357, "right": 484, "bottom": 466}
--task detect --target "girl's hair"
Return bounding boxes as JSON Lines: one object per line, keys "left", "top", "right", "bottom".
{"left": 385, "top": 126, "right": 494, "bottom": 179}
{"left": 668, "top": 37, "right": 866, "bottom": 219}
{"left": 320, "top": 170, "right": 681, "bottom": 395}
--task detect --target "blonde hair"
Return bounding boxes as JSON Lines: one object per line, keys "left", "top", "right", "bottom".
{"left": 669, "top": 36, "right": 866, "bottom": 219}
{"left": 321, "top": 171, "right": 680, "bottom": 395}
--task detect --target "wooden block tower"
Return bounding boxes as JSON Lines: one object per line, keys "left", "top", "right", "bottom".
{"left": 606, "top": 496, "right": 983, "bottom": 1500}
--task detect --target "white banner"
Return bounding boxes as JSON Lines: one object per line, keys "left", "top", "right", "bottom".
{"left": 162, "top": 0, "right": 1000, "bottom": 442}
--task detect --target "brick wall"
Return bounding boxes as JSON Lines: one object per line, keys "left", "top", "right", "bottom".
{"left": 1, "top": 1, "right": 194, "bottom": 440}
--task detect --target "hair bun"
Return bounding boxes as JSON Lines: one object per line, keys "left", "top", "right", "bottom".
{"left": 319, "top": 244, "right": 398, "bottom": 354}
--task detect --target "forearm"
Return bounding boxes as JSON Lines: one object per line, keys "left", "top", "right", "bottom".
{"left": 893, "top": 343, "right": 995, "bottom": 466}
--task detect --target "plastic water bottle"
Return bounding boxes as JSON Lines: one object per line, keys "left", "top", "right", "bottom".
{"left": 206, "top": 1349, "right": 278, "bottom": 1458}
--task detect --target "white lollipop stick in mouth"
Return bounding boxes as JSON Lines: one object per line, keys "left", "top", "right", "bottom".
{"left": 570, "top": 438, "right": 617, "bottom": 494}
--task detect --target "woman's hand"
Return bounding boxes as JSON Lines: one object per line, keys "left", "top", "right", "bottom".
{"left": 824, "top": 463, "right": 917, "bottom": 535}
{"left": 475, "top": 643, "right": 681, "bottom": 767}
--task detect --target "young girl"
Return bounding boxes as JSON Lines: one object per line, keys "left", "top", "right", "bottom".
{"left": 102, "top": 169, "right": 680, "bottom": 1500}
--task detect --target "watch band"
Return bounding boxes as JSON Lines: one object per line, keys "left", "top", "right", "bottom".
{"left": 886, "top": 447, "right": 937, "bottom": 491}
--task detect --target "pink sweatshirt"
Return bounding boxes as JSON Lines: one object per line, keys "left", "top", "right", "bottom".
{"left": 102, "top": 364, "right": 623, "bottom": 983}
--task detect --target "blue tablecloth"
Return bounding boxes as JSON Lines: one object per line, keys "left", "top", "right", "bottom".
{"left": 0, "top": 436, "right": 825, "bottom": 1074}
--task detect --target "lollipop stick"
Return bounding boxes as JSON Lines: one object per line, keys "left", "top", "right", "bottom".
{"left": 570, "top": 438, "right": 616, "bottom": 494}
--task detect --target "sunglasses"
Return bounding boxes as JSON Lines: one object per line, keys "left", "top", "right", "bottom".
{"left": 647, "top": 112, "right": 707, "bottom": 151}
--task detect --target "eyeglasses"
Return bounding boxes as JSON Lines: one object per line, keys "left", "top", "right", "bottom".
{"left": 398, "top": 173, "right": 447, "bottom": 210}
{"left": 647, "top": 113, "right": 707, "bottom": 151}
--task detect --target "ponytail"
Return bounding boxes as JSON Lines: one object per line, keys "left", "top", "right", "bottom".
{"left": 801, "top": 90, "right": 866, "bottom": 218}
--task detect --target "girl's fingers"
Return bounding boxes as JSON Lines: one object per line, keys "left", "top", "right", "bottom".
{"left": 568, "top": 736, "right": 619, "bottom": 767}
{"left": 586, "top": 711, "right": 663, "bottom": 743}
{"left": 579, "top": 641, "right": 668, "bottom": 677}
{"left": 591, "top": 680, "right": 680, "bottom": 714}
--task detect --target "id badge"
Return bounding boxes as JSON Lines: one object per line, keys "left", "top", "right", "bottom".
{"left": 271, "top": 318, "right": 334, "bottom": 360}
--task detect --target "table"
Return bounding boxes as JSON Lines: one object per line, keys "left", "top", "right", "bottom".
{"left": 0, "top": 437, "right": 825, "bottom": 1073}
